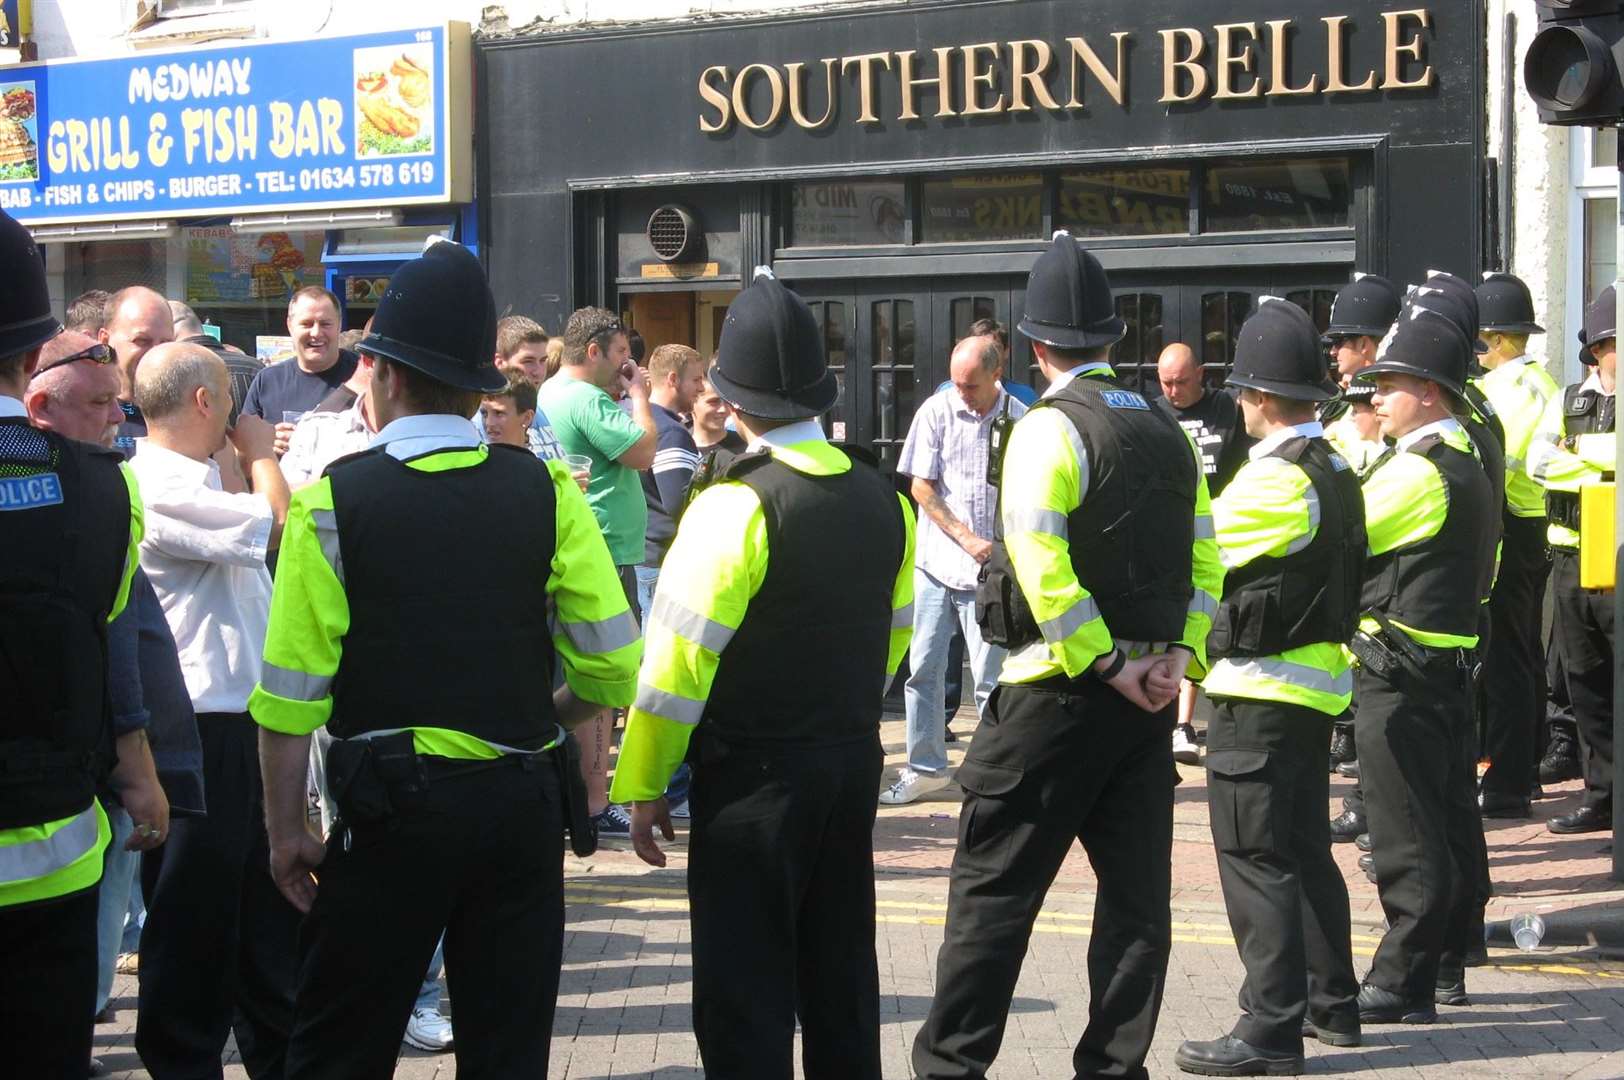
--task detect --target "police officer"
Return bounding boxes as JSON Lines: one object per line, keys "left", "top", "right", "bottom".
{"left": 0, "top": 207, "right": 149, "bottom": 1076}
{"left": 1527, "top": 286, "right": 1617, "bottom": 836}
{"left": 1175, "top": 299, "right": 1367, "bottom": 1076}
{"left": 1348, "top": 307, "right": 1499, "bottom": 1024}
{"left": 249, "top": 241, "right": 641, "bottom": 1079}
{"left": 612, "top": 269, "right": 915, "bottom": 1080}
{"left": 913, "top": 234, "right": 1223, "bottom": 1080}
{"left": 1473, "top": 273, "right": 1559, "bottom": 816}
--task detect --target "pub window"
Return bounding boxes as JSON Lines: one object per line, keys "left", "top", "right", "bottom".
{"left": 806, "top": 300, "right": 850, "bottom": 433}
{"left": 1285, "top": 289, "right": 1338, "bottom": 336}
{"left": 1201, "top": 291, "right": 1255, "bottom": 371}
{"left": 1110, "top": 293, "right": 1166, "bottom": 394}
{"left": 790, "top": 180, "right": 907, "bottom": 247}
{"left": 1585, "top": 197, "right": 1617, "bottom": 312}
{"left": 1203, "top": 158, "right": 1352, "bottom": 234}
{"left": 918, "top": 173, "right": 1044, "bottom": 244}
{"left": 871, "top": 299, "right": 917, "bottom": 465}
{"left": 949, "top": 296, "right": 998, "bottom": 343}
{"left": 1057, "top": 167, "right": 1191, "bottom": 238}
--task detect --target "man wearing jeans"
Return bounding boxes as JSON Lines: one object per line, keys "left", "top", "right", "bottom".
{"left": 882, "top": 335, "right": 1026, "bottom": 805}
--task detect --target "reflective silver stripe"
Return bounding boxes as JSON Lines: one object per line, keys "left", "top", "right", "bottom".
{"left": 560, "top": 610, "right": 640, "bottom": 655}
{"left": 1188, "top": 589, "right": 1220, "bottom": 621}
{"left": 891, "top": 603, "right": 914, "bottom": 630}
{"left": 310, "top": 508, "right": 344, "bottom": 587}
{"left": 1039, "top": 595, "right": 1101, "bottom": 644}
{"left": 633, "top": 684, "right": 706, "bottom": 727}
{"left": 1281, "top": 487, "right": 1322, "bottom": 556}
{"left": 1223, "top": 657, "right": 1352, "bottom": 697}
{"left": 1004, "top": 508, "right": 1068, "bottom": 539}
{"left": 260, "top": 661, "right": 332, "bottom": 703}
{"left": 1054, "top": 412, "right": 1091, "bottom": 502}
{"left": 649, "top": 594, "right": 734, "bottom": 653}
{"left": 1193, "top": 514, "right": 1215, "bottom": 541}
{"left": 1528, "top": 438, "right": 1561, "bottom": 482}
{"left": 0, "top": 804, "right": 100, "bottom": 886}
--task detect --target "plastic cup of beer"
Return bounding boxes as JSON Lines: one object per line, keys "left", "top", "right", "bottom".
{"left": 564, "top": 454, "right": 592, "bottom": 492}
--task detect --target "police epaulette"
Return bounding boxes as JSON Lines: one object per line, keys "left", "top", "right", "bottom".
{"left": 716, "top": 447, "right": 774, "bottom": 480}
{"left": 319, "top": 445, "right": 388, "bottom": 479}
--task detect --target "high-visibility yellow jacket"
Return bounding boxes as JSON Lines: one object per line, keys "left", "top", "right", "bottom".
{"left": 1475, "top": 355, "right": 1560, "bottom": 519}
{"left": 1527, "top": 380, "right": 1615, "bottom": 551}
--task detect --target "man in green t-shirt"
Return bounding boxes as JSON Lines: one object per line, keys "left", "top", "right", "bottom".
{"left": 537, "top": 307, "right": 656, "bottom": 836}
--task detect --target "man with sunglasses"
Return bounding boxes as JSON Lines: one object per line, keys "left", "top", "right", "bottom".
{"left": 536, "top": 307, "right": 658, "bottom": 838}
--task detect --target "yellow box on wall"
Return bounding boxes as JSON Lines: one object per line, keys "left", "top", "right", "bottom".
{"left": 1580, "top": 483, "right": 1616, "bottom": 590}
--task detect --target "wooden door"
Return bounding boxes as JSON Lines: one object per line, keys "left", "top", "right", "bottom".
{"left": 625, "top": 292, "right": 696, "bottom": 353}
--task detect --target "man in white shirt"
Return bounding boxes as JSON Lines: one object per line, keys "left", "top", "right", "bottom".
{"left": 126, "top": 341, "right": 300, "bottom": 1080}
{"left": 882, "top": 335, "right": 1027, "bottom": 805}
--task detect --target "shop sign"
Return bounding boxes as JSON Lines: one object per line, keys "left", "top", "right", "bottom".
{"left": 0, "top": 2, "right": 22, "bottom": 50}
{"left": 0, "top": 22, "right": 472, "bottom": 225}
{"left": 640, "top": 261, "right": 721, "bottom": 280}
{"left": 185, "top": 224, "right": 324, "bottom": 303}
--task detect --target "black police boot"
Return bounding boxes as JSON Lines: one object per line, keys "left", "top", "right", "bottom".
{"left": 1539, "top": 735, "right": 1582, "bottom": 784}
{"left": 1329, "top": 725, "right": 1356, "bottom": 773}
{"left": 1479, "top": 790, "right": 1532, "bottom": 819}
{"left": 1357, "top": 853, "right": 1375, "bottom": 873}
{"left": 1300, "top": 1018, "right": 1361, "bottom": 1047}
{"left": 1175, "top": 1036, "right": 1304, "bottom": 1077}
{"left": 1435, "top": 979, "right": 1469, "bottom": 1006}
{"left": 1336, "top": 759, "right": 1360, "bottom": 779}
{"left": 1355, "top": 832, "right": 1373, "bottom": 852}
{"left": 1549, "top": 804, "right": 1613, "bottom": 834}
{"left": 1329, "top": 809, "right": 1366, "bottom": 843}
{"left": 1357, "top": 982, "right": 1437, "bottom": 1025}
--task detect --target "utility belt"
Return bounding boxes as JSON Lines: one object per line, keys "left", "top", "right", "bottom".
{"left": 325, "top": 728, "right": 596, "bottom": 858}
{"left": 1548, "top": 490, "right": 1581, "bottom": 533}
{"left": 1348, "top": 610, "right": 1474, "bottom": 700}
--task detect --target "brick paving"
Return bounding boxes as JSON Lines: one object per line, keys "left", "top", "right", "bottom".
{"left": 95, "top": 711, "right": 1624, "bottom": 1079}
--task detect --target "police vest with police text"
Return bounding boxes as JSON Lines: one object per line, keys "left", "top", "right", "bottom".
{"left": 1042, "top": 377, "right": 1197, "bottom": 643}
{"left": 1209, "top": 436, "right": 1366, "bottom": 661}
{"left": 703, "top": 449, "right": 905, "bottom": 746}
{"left": 1360, "top": 433, "right": 1499, "bottom": 640}
{"left": 0, "top": 419, "right": 129, "bottom": 830}
{"left": 1548, "top": 384, "right": 1616, "bottom": 534}
{"left": 324, "top": 444, "right": 561, "bottom": 749}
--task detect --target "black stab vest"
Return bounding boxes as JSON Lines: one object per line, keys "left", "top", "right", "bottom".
{"left": 1548, "top": 384, "right": 1616, "bottom": 534}
{"left": 1360, "top": 432, "right": 1499, "bottom": 639}
{"left": 325, "top": 444, "right": 560, "bottom": 749}
{"left": 703, "top": 449, "right": 906, "bottom": 746}
{"left": 1043, "top": 377, "right": 1196, "bottom": 643}
{"left": 1209, "top": 436, "right": 1367, "bottom": 660}
{"left": 0, "top": 420, "right": 129, "bottom": 829}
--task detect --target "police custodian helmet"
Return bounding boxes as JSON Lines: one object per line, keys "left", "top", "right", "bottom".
{"left": 710, "top": 267, "right": 840, "bottom": 421}
{"left": 0, "top": 209, "right": 62, "bottom": 357}
{"left": 1228, "top": 297, "right": 1340, "bottom": 402}
{"left": 1323, "top": 273, "right": 1401, "bottom": 343}
{"left": 1354, "top": 306, "right": 1473, "bottom": 398}
{"left": 1017, "top": 232, "right": 1127, "bottom": 351}
{"left": 359, "top": 239, "right": 505, "bottom": 394}
{"left": 1585, "top": 284, "right": 1617, "bottom": 347}
{"left": 1476, "top": 272, "right": 1545, "bottom": 335}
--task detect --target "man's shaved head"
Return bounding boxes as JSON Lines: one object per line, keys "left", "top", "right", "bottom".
{"left": 134, "top": 341, "right": 227, "bottom": 422}
{"left": 1157, "top": 343, "right": 1205, "bottom": 409}
{"left": 102, "top": 286, "right": 174, "bottom": 400}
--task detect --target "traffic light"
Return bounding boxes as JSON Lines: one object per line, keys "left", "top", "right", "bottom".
{"left": 1524, "top": 1, "right": 1624, "bottom": 126}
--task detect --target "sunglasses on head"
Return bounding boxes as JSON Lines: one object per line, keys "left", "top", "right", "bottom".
{"left": 32, "top": 342, "right": 114, "bottom": 379}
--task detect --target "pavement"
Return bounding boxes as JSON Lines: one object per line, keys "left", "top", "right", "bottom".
{"left": 93, "top": 706, "right": 1624, "bottom": 1079}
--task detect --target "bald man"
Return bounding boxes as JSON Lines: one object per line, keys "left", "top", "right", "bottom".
{"left": 1155, "top": 343, "right": 1254, "bottom": 496}
{"left": 100, "top": 286, "right": 175, "bottom": 458}
{"left": 127, "top": 342, "right": 299, "bottom": 1080}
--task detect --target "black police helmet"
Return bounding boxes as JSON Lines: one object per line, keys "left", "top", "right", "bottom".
{"left": 1017, "top": 232, "right": 1126, "bottom": 351}
{"left": 1228, "top": 297, "right": 1340, "bottom": 402}
{"left": 1354, "top": 307, "right": 1472, "bottom": 398}
{"left": 1476, "top": 272, "right": 1544, "bottom": 335}
{"left": 359, "top": 239, "right": 504, "bottom": 394}
{"left": 710, "top": 268, "right": 839, "bottom": 421}
{"left": 1578, "top": 326, "right": 1597, "bottom": 368}
{"left": 1407, "top": 285, "right": 1488, "bottom": 356}
{"left": 1419, "top": 271, "right": 1488, "bottom": 354}
{"left": 1323, "top": 273, "right": 1400, "bottom": 342}
{"left": 0, "top": 209, "right": 61, "bottom": 358}
{"left": 1584, "top": 284, "right": 1616, "bottom": 348}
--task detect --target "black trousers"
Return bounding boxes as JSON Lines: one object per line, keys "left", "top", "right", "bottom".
{"left": 688, "top": 733, "right": 884, "bottom": 1080}
{"left": 1479, "top": 515, "right": 1550, "bottom": 796}
{"left": 286, "top": 755, "right": 564, "bottom": 1080}
{"left": 914, "top": 681, "right": 1175, "bottom": 1080}
{"left": 1356, "top": 659, "right": 1482, "bottom": 997}
{"left": 138, "top": 713, "right": 299, "bottom": 1080}
{"left": 1, "top": 883, "right": 98, "bottom": 1076}
{"left": 1545, "top": 630, "right": 1578, "bottom": 747}
{"left": 1205, "top": 698, "right": 1358, "bottom": 1050}
{"left": 1551, "top": 550, "right": 1616, "bottom": 811}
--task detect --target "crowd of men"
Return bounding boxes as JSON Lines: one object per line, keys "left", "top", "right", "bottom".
{"left": 1, "top": 192, "right": 1617, "bottom": 1080}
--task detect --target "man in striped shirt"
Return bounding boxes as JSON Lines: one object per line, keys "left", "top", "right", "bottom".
{"left": 633, "top": 345, "right": 705, "bottom": 620}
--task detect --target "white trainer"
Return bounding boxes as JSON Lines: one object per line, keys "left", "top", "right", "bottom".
{"left": 404, "top": 1007, "right": 454, "bottom": 1052}
{"left": 1172, "top": 724, "right": 1201, "bottom": 766}
{"left": 879, "top": 767, "right": 952, "bottom": 806}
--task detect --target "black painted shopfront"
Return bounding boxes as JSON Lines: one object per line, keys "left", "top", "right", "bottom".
{"left": 478, "top": 0, "right": 1483, "bottom": 462}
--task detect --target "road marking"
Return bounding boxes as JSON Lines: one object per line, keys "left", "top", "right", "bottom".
{"left": 564, "top": 882, "right": 1624, "bottom": 979}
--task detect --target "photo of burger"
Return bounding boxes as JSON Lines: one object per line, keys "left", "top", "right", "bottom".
{"left": 0, "top": 82, "right": 39, "bottom": 184}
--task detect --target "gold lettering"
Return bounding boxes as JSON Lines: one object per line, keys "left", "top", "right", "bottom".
{"left": 698, "top": 65, "right": 733, "bottom": 133}
{"left": 841, "top": 52, "right": 894, "bottom": 125}
{"left": 268, "top": 101, "right": 295, "bottom": 158}
{"left": 732, "top": 64, "right": 786, "bottom": 130}
{"left": 1213, "top": 22, "right": 1262, "bottom": 99}
{"left": 65, "top": 119, "right": 90, "bottom": 172}
{"left": 46, "top": 121, "right": 66, "bottom": 173}
{"left": 786, "top": 59, "right": 839, "bottom": 129}
{"left": 896, "top": 47, "right": 958, "bottom": 121}
{"left": 1382, "top": 9, "right": 1435, "bottom": 90}
{"left": 319, "top": 98, "right": 346, "bottom": 154}
{"left": 1007, "top": 40, "right": 1060, "bottom": 112}
{"left": 1265, "top": 19, "right": 1319, "bottom": 96}
{"left": 1323, "top": 16, "right": 1377, "bottom": 93}
{"left": 1160, "top": 28, "right": 1209, "bottom": 104}
{"left": 146, "top": 114, "right": 172, "bottom": 169}
{"left": 960, "top": 43, "right": 1006, "bottom": 116}
{"left": 1066, "top": 33, "right": 1128, "bottom": 108}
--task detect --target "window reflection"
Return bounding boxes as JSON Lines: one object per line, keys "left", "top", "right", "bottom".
{"left": 1110, "top": 293, "right": 1166, "bottom": 394}
{"left": 1201, "top": 292, "right": 1255, "bottom": 371}
{"left": 1058, "top": 168, "right": 1190, "bottom": 237}
{"left": 871, "top": 299, "right": 916, "bottom": 466}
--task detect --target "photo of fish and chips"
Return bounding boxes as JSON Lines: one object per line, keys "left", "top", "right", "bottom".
{"left": 0, "top": 82, "right": 39, "bottom": 183}
{"left": 353, "top": 46, "right": 434, "bottom": 158}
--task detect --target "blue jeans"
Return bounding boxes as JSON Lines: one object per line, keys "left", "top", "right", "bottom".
{"left": 901, "top": 569, "right": 1005, "bottom": 775}
{"left": 96, "top": 803, "right": 141, "bottom": 1013}
{"left": 635, "top": 564, "right": 660, "bottom": 626}
{"left": 416, "top": 937, "right": 445, "bottom": 1012}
